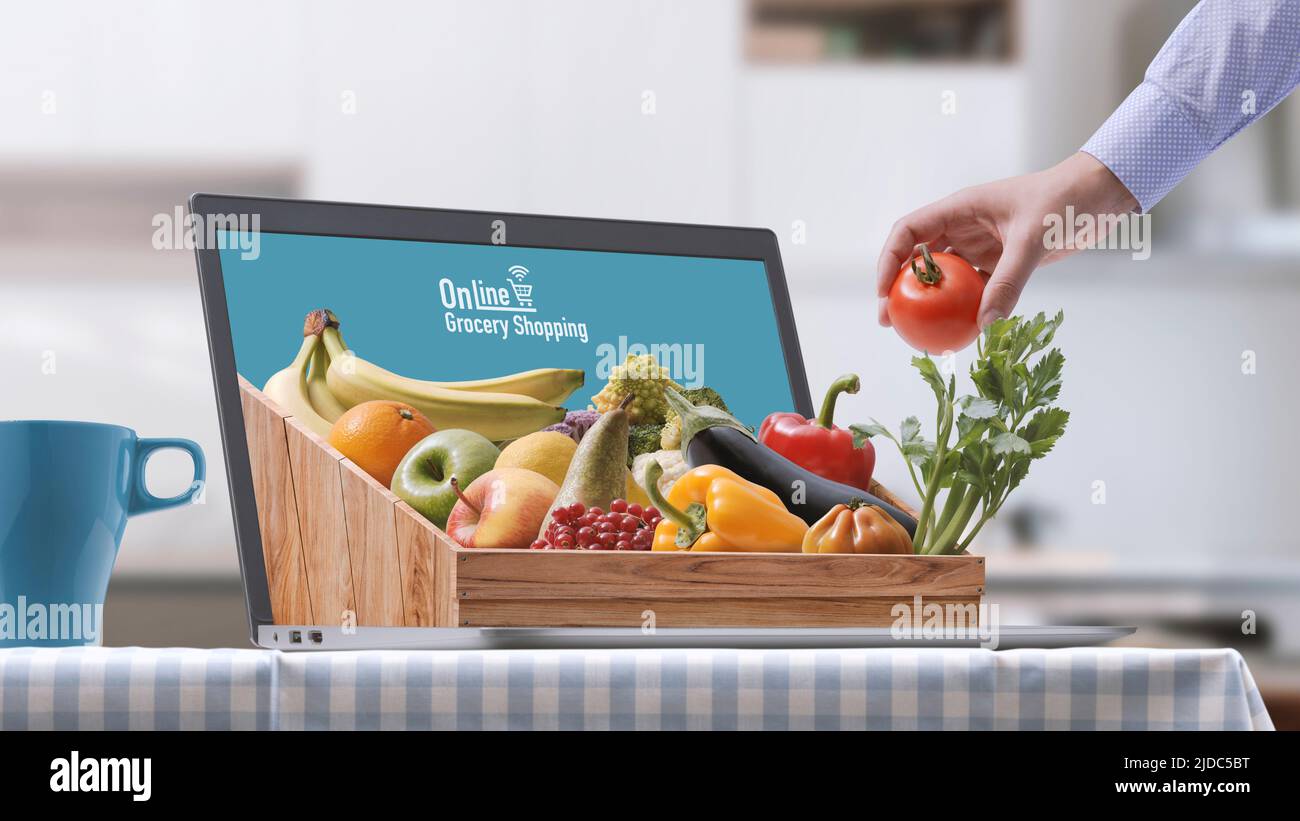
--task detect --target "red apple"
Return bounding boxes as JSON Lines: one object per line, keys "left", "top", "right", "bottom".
{"left": 445, "top": 468, "right": 559, "bottom": 549}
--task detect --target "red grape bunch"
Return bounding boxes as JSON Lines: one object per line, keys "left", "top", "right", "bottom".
{"left": 531, "top": 499, "right": 662, "bottom": 551}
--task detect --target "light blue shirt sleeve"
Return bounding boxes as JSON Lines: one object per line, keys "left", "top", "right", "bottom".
{"left": 1080, "top": 0, "right": 1300, "bottom": 212}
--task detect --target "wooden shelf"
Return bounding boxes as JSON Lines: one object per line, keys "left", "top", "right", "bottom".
{"left": 747, "top": 0, "right": 1017, "bottom": 65}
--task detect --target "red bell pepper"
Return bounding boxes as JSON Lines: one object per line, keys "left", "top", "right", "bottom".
{"left": 758, "top": 373, "right": 875, "bottom": 491}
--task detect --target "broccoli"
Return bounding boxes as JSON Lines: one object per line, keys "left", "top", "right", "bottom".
{"left": 660, "top": 386, "right": 731, "bottom": 449}
{"left": 628, "top": 423, "right": 664, "bottom": 468}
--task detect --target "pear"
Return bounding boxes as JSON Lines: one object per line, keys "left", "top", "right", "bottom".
{"left": 537, "top": 395, "right": 631, "bottom": 541}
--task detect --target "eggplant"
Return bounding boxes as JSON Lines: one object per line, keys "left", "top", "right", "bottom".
{"left": 664, "top": 388, "right": 917, "bottom": 536}
{"left": 684, "top": 426, "right": 917, "bottom": 536}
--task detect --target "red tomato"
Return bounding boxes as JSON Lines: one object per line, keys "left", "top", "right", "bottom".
{"left": 887, "top": 245, "right": 986, "bottom": 353}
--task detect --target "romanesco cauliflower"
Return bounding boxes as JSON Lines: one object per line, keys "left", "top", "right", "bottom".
{"left": 591, "top": 354, "right": 682, "bottom": 425}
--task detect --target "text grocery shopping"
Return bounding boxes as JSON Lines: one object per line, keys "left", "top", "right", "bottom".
{"left": 438, "top": 275, "right": 589, "bottom": 344}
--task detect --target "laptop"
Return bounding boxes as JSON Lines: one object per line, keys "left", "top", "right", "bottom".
{"left": 191, "top": 194, "right": 1132, "bottom": 651}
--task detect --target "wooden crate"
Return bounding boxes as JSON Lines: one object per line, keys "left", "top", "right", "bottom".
{"left": 239, "top": 377, "right": 985, "bottom": 628}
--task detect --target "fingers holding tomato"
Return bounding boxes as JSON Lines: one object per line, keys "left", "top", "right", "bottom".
{"left": 886, "top": 245, "right": 987, "bottom": 353}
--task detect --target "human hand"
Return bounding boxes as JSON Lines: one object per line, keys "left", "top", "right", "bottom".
{"left": 876, "top": 152, "right": 1138, "bottom": 329}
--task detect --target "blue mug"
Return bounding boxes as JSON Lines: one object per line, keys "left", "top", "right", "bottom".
{"left": 0, "top": 421, "right": 205, "bottom": 647}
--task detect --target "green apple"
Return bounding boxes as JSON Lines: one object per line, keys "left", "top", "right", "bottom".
{"left": 390, "top": 429, "right": 500, "bottom": 529}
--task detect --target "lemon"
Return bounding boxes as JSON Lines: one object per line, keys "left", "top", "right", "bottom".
{"left": 497, "top": 430, "right": 651, "bottom": 508}
{"left": 496, "top": 431, "right": 577, "bottom": 487}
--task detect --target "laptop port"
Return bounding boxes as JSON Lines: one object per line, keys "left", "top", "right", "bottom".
{"left": 308, "top": 630, "right": 324, "bottom": 645}
{"left": 289, "top": 630, "right": 302, "bottom": 644}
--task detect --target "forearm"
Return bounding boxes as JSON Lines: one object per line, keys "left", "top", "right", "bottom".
{"left": 1081, "top": 0, "right": 1300, "bottom": 212}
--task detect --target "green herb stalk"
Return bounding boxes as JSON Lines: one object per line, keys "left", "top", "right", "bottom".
{"left": 852, "top": 312, "right": 1070, "bottom": 555}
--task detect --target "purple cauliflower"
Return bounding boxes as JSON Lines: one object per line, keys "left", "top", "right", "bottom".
{"left": 543, "top": 409, "right": 602, "bottom": 443}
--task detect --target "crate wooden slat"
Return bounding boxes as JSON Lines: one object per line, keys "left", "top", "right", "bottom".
{"left": 456, "top": 596, "right": 983, "bottom": 629}
{"left": 238, "top": 376, "right": 314, "bottom": 624}
{"left": 239, "top": 379, "right": 985, "bottom": 629}
{"left": 338, "top": 458, "right": 406, "bottom": 626}
{"left": 393, "top": 501, "right": 451, "bottom": 627}
{"left": 283, "top": 417, "right": 357, "bottom": 624}
{"left": 452, "top": 550, "right": 984, "bottom": 599}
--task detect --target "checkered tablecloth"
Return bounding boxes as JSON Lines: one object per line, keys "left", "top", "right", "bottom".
{"left": 0, "top": 647, "right": 1273, "bottom": 731}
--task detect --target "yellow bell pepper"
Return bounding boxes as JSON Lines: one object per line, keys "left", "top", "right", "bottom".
{"left": 643, "top": 461, "right": 807, "bottom": 552}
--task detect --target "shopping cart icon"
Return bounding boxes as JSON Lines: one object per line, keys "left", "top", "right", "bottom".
{"left": 508, "top": 278, "right": 534, "bottom": 307}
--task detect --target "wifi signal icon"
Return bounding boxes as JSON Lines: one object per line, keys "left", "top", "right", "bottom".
{"left": 506, "top": 265, "right": 534, "bottom": 307}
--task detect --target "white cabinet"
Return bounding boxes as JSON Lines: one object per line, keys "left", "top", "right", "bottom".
{"left": 303, "top": 0, "right": 744, "bottom": 223}
{"left": 0, "top": 1, "right": 308, "bottom": 158}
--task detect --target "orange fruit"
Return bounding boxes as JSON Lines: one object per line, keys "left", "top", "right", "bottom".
{"left": 328, "top": 400, "right": 436, "bottom": 488}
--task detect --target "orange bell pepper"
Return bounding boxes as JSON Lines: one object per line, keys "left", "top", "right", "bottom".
{"left": 802, "top": 500, "right": 913, "bottom": 554}
{"left": 643, "top": 461, "right": 807, "bottom": 552}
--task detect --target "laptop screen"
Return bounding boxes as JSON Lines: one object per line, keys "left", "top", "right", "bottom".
{"left": 220, "top": 232, "right": 795, "bottom": 429}
{"left": 214, "top": 226, "right": 802, "bottom": 633}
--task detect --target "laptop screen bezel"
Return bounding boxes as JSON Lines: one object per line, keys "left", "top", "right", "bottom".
{"left": 190, "top": 193, "right": 813, "bottom": 641}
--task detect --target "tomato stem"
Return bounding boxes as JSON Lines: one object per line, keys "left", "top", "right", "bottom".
{"left": 909, "top": 243, "right": 943, "bottom": 285}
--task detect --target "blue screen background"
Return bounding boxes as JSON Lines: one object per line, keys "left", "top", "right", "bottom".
{"left": 219, "top": 232, "right": 797, "bottom": 428}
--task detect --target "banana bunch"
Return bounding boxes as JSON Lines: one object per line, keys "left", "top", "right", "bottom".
{"left": 261, "top": 334, "right": 343, "bottom": 438}
{"left": 263, "top": 309, "right": 583, "bottom": 442}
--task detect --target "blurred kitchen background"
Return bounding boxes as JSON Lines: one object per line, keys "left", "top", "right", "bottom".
{"left": 3, "top": 0, "right": 1300, "bottom": 724}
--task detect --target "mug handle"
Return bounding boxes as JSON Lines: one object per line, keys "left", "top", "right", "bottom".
{"left": 129, "top": 438, "right": 207, "bottom": 516}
